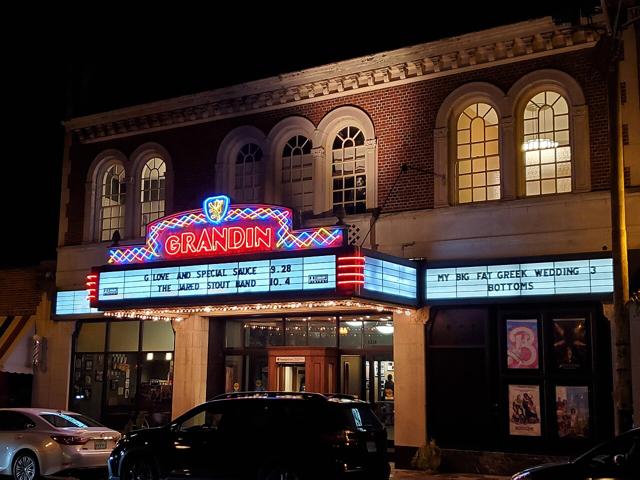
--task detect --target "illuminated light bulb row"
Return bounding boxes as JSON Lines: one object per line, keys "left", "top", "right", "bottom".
{"left": 102, "top": 301, "right": 413, "bottom": 321}
{"left": 104, "top": 311, "right": 184, "bottom": 323}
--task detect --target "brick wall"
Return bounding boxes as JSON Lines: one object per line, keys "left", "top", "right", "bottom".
{"left": 64, "top": 49, "right": 610, "bottom": 246}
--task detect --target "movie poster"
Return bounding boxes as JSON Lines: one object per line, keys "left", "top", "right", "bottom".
{"left": 556, "top": 386, "right": 590, "bottom": 438}
{"left": 553, "top": 319, "right": 587, "bottom": 369}
{"left": 509, "top": 385, "right": 541, "bottom": 436}
{"left": 506, "top": 319, "right": 539, "bottom": 369}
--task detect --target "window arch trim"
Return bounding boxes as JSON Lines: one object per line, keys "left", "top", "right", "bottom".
{"left": 317, "top": 106, "right": 377, "bottom": 214}
{"left": 266, "top": 116, "right": 317, "bottom": 209}
{"left": 434, "top": 82, "right": 509, "bottom": 207}
{"left": 508, "top": 69, "right": 590, "bottom": 194}
{"left": 130, "top": 142, "right": 173, "bottom": 238}
{"left": 84, "top": 149, "right": 129, "bottom": 243}
{"left": 216, "top": 126, "right": 267, "bottom": 203}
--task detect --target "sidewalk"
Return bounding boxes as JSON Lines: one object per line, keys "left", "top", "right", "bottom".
{"left": 392, "top": 468, "right": 510, "bottom": 479}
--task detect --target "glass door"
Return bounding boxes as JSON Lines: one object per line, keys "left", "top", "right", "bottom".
{"left": 340, "top": 355, "right": 363, "bottom": 398}
{"left": 276, "top": 363, "right": 306, "bottom": 391}
{"left": 367, "top": 359, "right": 395, "bottom": 442}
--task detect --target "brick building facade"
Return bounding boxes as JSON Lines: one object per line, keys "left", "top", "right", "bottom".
{"left": 46, "top": 14, "right": 640, "bottom": 471}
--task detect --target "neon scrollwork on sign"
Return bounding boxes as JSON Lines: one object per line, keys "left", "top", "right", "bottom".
{"left": 108, "top": 195, "right": 345, "bottom": 264}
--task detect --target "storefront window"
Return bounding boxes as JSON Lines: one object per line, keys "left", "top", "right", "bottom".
{"left": 70, "top": 352, "right": 105, "bottom": 421}
{"left": 364, "top": 320, "right": 393, "bottom": 347}
{"left": 76, "top": 323, "right": 106, "bottom": 352}
{"left": 108, "top": 321, "right": 140, "bottom": 351}
{"left": 286, "top": 319, "right": 308, "bottom": 346}
{"left": 244, "top": 319, "right": 283, "bottom": 347}
{"left": 340, "top": 318, "right": 363, "bottom": 349}
{"left": 142, "top": 321, "right": 174, "bottom": 351}
{"left": 106, "top": 352, "right": 137, "bottom": 409}
{"left": 225, "top": 355, "right": 243, "bottom": 392}
{"left": 225, "top": 320, "right": 243, "bottom": 348}
{"left": 308, "top": 318, "right": 336, "bottom": 346}
{"left": 70, "top": 320, "right": 175, "bottom": 431}
{"left": 139, "top": 353, "right": 173, "bottom": 425}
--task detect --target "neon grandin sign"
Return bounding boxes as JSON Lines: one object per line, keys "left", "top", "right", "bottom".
{"left": 109, "top": 195, "right": 345, "bottom": 264}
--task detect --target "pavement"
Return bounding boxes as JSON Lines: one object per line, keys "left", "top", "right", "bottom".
{"left": 391, "top": 470, "right": 510, "bottom": 480}
{"left": 0, "top": 467, "right": 512, "bottom": 480}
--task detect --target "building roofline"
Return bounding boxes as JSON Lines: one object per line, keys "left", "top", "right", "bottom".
{"left": 65, "top": 16, "right": 604, "bottom": 142}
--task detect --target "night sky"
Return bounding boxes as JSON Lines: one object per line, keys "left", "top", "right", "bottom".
{"left": 2, "top": 1, "right": 600, "bottom": 268}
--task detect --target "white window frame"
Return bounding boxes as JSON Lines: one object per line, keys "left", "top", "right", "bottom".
{"left": 266, "top": 116, "right": 317, "bottom": 214}
{"left": 317, "top": 106, "right": 377, "bottom": 215}
{"left": 454, "top": 102, "right": 501, "bottom": 204}
{"left": 509, "top": 69, "right": 590, "bottom": 196}
{"left": 131, "top": 143, "right": 173, "bottom": 239}
{"left": 434, "top": 82, "right": 508, "bottom": 207}
{"left": 216, "top": 126, "right": 267, "bottom": 203}
{"left": 84, "top": 149, "right": 129, "bottom": 243}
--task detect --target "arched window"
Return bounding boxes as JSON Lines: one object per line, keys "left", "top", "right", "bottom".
{"left": 332, "top": 126, "right": 366, "bottom": 215}
{"left": 99, "top": 164, "right": 126, "bottom": 241}
{"left": 235, "top": 143, "right": 263, "bottom": 202}
{"left": 522, "top": 91, "right": 571, "bottom": 196}
{"left": 455, "top": 103, "right": 500, "bottom": 203}
{"left": 140, "top": 157, "right": 166, "bottom": 236}
{"left": 281, "top": 135, "right": 313, "bottom": 212}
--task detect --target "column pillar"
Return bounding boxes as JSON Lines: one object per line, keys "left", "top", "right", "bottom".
{"left": 171, "top": 315, "right": 209, "bottom": 419}
{"left": 393, "top": 307, "right": 428, "bottom": 467}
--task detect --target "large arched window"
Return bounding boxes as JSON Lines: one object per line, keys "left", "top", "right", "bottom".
{"left": 522, "top": 91, "right": 571, "bottom": 196}
{"left": 99, "top": 163, "right": 126, "bottom": 241}
{"left": 235, "top": 143, "right": 263, "bottom": 202}
{"left": 281, "top": 135, "right": 313, "bottom": 212}
{"left": 455, "top": 103, "right": 500, "bottom": 203}
{"left": 140, "top": 157, "right": 166, "bottom": 236}
{"left": 332, "top": 126, "right": 366, "bottom": 215}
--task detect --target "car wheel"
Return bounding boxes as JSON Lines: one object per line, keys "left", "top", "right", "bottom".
{"left": 122, "top": 456, "right": 157, "bottom": 480}
{"left": 12, "top": 452, "right": 39, "bottom": 480}
{"left": 261, "top": 465, "right": 301, "bottom": 480}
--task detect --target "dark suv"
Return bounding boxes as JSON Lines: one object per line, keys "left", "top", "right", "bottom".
{"left": 108, "top": 392, "right": 390, "bottom": 480}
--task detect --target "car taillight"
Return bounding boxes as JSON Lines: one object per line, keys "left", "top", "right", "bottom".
{"left": 51, "top": 435, "right": 89, "bottom": 445}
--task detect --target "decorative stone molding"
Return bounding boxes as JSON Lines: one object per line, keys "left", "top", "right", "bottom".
{"left": 65, "top": 18, "right": 602, "bottom": 144}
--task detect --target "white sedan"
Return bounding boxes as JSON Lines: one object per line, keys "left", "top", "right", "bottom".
{"left": 0, "top": 408, "right": 120, "bottom": 480}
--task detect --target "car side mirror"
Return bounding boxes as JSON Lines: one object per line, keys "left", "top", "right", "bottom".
{"left": 613, "top": 454, "right": 626, "bottom": 467}
{"left": 24, "top": 423, "right": 36, "bottom": 430}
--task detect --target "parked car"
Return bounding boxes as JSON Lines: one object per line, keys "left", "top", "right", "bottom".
{"left": 0, "top": 408, "right": 121, "bottom": 480}
{"left": 511, "top": 427, "right": 640, "bottom": 479}
{"left": 108, "top": 392, "right": 390, "bottom": 480}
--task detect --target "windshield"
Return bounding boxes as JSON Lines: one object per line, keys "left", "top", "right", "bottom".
{"left": 40, "top": 413, "right": 105, "bottom": 428}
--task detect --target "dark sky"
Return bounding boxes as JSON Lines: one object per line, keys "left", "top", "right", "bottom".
{"left": 2, "top": 1, "right": 600, "bottom": 269}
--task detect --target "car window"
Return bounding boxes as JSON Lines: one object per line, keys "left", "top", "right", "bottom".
{"left": 179, "top": 406, "right": 224, "bottom": 432}
{"left": 0, "top": 411, "right": 36, "bottom": 431}
{"left": 221, "top": 401, "right": 274, "bottom": 432}
{"left": 581, "top": 431, "right": 640, "bottom": 472}
{"left": 331, "top": 404, "right": 383, "bottom": 430}
{"left": 40, "top": 413, "right": 104, "bottom": 428}
{"left": 68, "top": 414, "right": 104, "bottom": 427}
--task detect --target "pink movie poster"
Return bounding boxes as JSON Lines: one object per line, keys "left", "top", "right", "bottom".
{"left": 507, "top": 319, "right": 539, "bottom": 369}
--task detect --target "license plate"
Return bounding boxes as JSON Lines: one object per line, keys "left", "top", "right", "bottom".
{"left": 94, "top": 440, "right": 107, "bottom": 450}
{"left": 366, "top": 441, "right": 377, "bottom": 453}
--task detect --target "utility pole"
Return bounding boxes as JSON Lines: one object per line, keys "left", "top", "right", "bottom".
{"left": 602, "top": 0, "right": 634, "bottom": 435}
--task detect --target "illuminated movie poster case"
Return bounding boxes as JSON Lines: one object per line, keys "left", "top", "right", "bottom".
{"left": 506, "top": 319, "right": 539, "bottom": 369}
{"left": 555, "top": 385, "right": 590, "bottom": 438}
{"left": 508, "top": 384, "right": 542, "bottom": 436}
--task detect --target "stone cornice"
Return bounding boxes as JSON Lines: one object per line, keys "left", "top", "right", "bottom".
{"left": 66, "top": 17, "right": 603, "bottom": 144}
